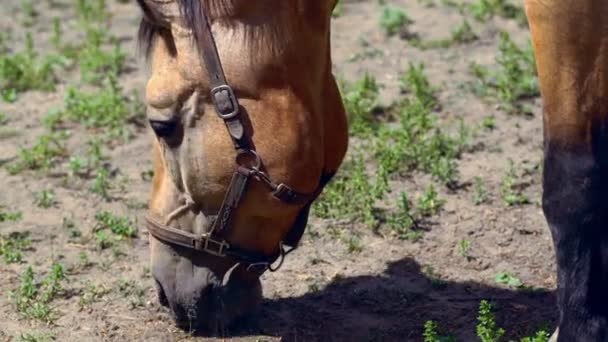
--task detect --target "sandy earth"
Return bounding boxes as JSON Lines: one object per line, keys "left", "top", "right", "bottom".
{"left": 0, "top": 0, "right": 557, "bottom": 341}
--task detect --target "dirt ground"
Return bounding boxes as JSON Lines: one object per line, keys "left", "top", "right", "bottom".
{"left": 0, "top": 0, "right": 557, "bottom": 341}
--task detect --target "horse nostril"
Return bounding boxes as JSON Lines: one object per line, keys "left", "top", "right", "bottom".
{"left": 149, "top": 119, "right": 178, "bottom": 137}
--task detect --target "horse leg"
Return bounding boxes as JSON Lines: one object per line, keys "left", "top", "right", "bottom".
{"left": 525, "top": 0, "right": 608, "bottom": 340}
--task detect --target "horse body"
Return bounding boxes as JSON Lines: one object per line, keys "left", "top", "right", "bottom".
{"left": 139, "top": 0, "right": 346, "bottom": 331}
{"left": 526, "top": 0, "right": 608, "bottom": 340}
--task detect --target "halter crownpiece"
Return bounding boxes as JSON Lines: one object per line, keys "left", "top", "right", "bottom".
{"left": 144, "top": 1, "right": 324, "bottom": 276}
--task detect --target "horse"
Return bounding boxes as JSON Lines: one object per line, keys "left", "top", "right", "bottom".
{"left": 527, "top": 0, "right": 608, "bottom": 340}
{"left": 135, "top": 0, "right": 608, "bottom": 340}
{"left": 136, "top": 0, "right": 348, "bottom": 333}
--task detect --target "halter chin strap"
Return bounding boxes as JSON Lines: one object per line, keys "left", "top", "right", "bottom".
{"left": 144, "top": 2, "right": 323, "bottom": 276}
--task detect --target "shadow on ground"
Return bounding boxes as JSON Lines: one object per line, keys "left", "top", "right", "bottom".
{"left": 227, "top": 257, "right": 557, "bottom": 342}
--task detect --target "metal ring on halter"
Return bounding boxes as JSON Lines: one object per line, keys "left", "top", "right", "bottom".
{"left": 236, "top": 149, "right": 262, "bottom": 170}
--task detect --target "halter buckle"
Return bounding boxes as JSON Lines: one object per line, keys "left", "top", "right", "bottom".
{"left": 211, "top": 85, "right": 239, "bottom": 119}
{"left": 194, "top": 235, "right": 230, "bottom": 257}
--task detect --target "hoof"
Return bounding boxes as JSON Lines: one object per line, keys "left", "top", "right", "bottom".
{"left": 548, "top": 327, "right": 559, "bottom": 342}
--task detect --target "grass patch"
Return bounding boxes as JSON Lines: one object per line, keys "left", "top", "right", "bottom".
{"left": 7, "top": 131, "right": 69, "bottom": 174}
{"left": 93, "top": 211, "right": 136, "bottom": 249}
{"left": 0, "top": 231, "right": 31, "bottom": 264}
{"left": 469, "top": 32, "right": 538, "bottom": 114}
{"left": 341, "top": 73, "right": 381, "bottom": 138}
{"left": 0, "top": 33, "right": 64, "bottom": 102}
{"left": 379, "top": 5, "right": 412, "bottom": 36}
{"left": 35, "top": 190, "right": 57, "bottom": 209}
{"left": 424, "top": 300, "right": 550, "bottom": 341}
{"left": 468, "top": 0, "right": 528, "bottom": 26}
{"left": 10, "top": 263, "right": 66, "bottom": 323}
{"left": 48, "top": 77, "right": 137, "bottom": 141}
{"left": 500, "top": 160, "right": 530, "bottom": 206}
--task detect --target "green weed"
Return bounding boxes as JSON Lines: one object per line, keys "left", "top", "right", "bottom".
{"left": 91, "top": 167, "right": 111, "bottom": 199}
{"left": 78, "top": 282, "right": 109, "bottom": 308}
{"left": 417, "top": 184, "right": 445, "bottom": 217}
{"left": 380, "top": 6, "right": 412, "bottom": 36}
{"left": 0, "top": 232, "right": 31, "bottom": 264}
{"left": 375, "top": 99, "right": 463, "bottom": 185}
{"left": 341, "top": 73, "right": 381, "bottom": 137}
{"left": 116, "top": 279, "right": 146, "bottom": 309}
{"left": 10, "top": 263, "right": 65, "bottom": 323}
{"left": 451, "top": 20, "right": 478, "bottom": 44}
{"left": 35, "top": 190, "right": 57, "bottom": 209}
{"left": 0, "top": 208, "right": 23, "bottom": 222}
{"left": 52, "top": 77, "right": 134, "bottom": 140}
{"left": 17, "top": 331, "right": 55, "bottom": 342}
{"left": 387, "top": 192, "right": 422, "bottom": 241}
{"left": 7, "top": 131, "right": 69, "bottom": 174}
{"left": 472, "top": 176, "right": 490, "bottom": 205}
{"left": 20, "top": 0, "right": 37, "bottom": 27}
{"left": 495, "top": 272, "right": 523, "bottom": 288}
{"left": 93, "top": 211, "right": 136, "bottom": 249}
{"left": 400, "top": 63, "right": 437, "bottom": 108}
{"left": 500, "top": 160, "right": 530, "bottom": 206}
{"left": 469, "top": 0, "right": 527, "bottom": 26}
{"left": 313, "top": 157, "right": 381, "bottom": 228}
{"left": 423, "top": 300, "right": 550, "bottom": 341}
{"left": 476, "top": 300, "right": 505, "bottom": 342}
{"left": 423, "top": 320, "right": 456, "bottom": 342}
{"left": 0, "top": 33, "right": 63, "bottom": 102}
{"left": 459, "top": 239, "right": 471, "bottom": 258}
{"left": 469, "top": 32, "right": 538, "bottom": 114}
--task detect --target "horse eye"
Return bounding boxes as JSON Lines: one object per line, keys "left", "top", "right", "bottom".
{"left": 149, "top": 119, "right": 178, "bottom": 137}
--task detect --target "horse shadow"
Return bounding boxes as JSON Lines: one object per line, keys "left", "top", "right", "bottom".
{"left": 233, "top": 257, "right": 557, "bottom": 342}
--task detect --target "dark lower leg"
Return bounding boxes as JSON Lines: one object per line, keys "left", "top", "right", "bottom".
{"left": 543, "top": 142, "right": 608, "bottom": 342}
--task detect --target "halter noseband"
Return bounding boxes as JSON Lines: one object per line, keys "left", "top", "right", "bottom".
{"left": 144, "top": 3, "right": 322, "bottom": 276}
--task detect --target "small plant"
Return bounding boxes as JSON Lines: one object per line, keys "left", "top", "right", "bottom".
{"left": 495, "top": 272, "right": 523, "bottom": 288}
{"left": 0, "top": 33, "right": 62, "bottom": 102}
{"left": 388, "top": 192, "right": 422, "bottom": 241}
{"left": 342, "top": 233, "right": 363, "bottom": 253}
{"left": 18, "top": 330, "right": 55, "bottom": 342}
{"left": 35, "top": 190, "right": 57, "bottom": 208}
{"left": 20, "top": 0, "right": 37, "bottom": 27}
{"left": 0, "top": 208, "right": 23, "bottom": 222}
{"left": 379, "top": 6, "right": 412, "bottom": 36}
{"left": 10, "top": 263, "right": 66, "bottom": 323}
{"left": 90, "top": 167, "right": 111, "bottom": 199}
{"left": 53, "top": 77, "right": 134, "bottom": 141}
{"left": 423, "top": 321, "right": 456, "bottom": 342}
{"left": 0, "top": 231, "right": 31, "bottom": 264}
{"left": 313, "top": 157, "right": 381, "bottom": 228}
{"left": 78, "top": 281, "right": 109, "bottom": 308}
{"left": 459, "top": 239, "right": 471, "bottom": 258}
{"left": 469, "top": 0, "right": 527, "bottom": 26}
{"left": 472, "top": 176, "right": 490, "bottom": 205}
{"left": 481, "top": 116, "right": 496, "bottom": 130}
{"left": 469, "top": 32, "right": 538, "bottom": 114}
{"left": 341, "top": 73, "right": 381, "bottom": 137}
{"left": 116, "top": 279, "right": 146, "bottom": 309}
{"left": 476, "top": 300, "right": 505, "bottom": 342}
{"left": 93, "top": 211, "right": 136, "bottom": 249}
{"left": 451, "top": 20, "right": 477, "bottom": 44}
{"left": 500, "top": 160, "right": 530, "bottom": 206}
{"left": 7, "top": 131, "right": 69, "bottom": 174}
{"left": 418, "top": 184, "right": 445, "bottom": 217}
{"left": 400, "top": 62, "right": 437, "bottom": 108}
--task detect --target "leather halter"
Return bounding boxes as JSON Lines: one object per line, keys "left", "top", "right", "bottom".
{"left": 145, "top": 3, "right": 323, "bottom": 275}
